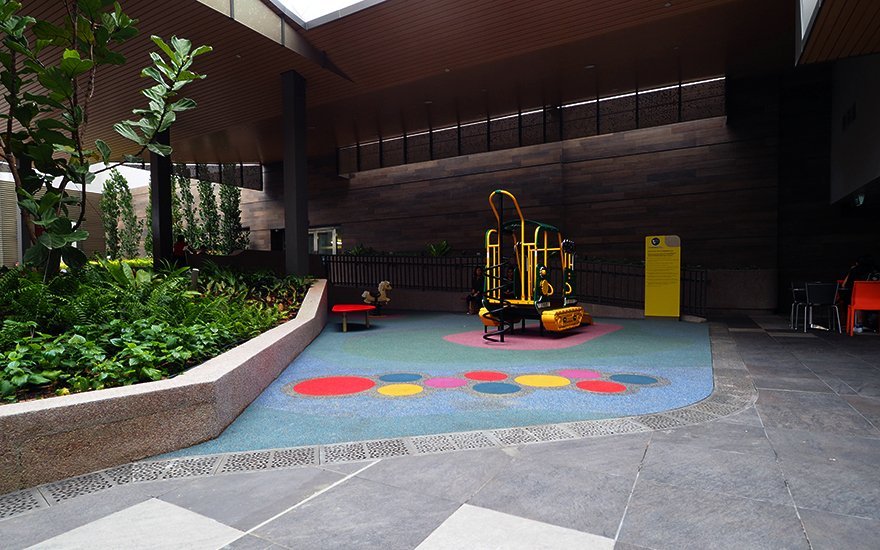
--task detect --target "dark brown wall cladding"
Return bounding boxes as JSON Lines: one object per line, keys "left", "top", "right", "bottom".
{"left": 304, "top": 115, "right": 778, "bottom": 268}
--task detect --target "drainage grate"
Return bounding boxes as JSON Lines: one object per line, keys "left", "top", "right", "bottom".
{"left": 491, "top": 428, "right": 541, "bottom": 445}
{"left": 448, "top": 431, "right": 496, "bottom": 450}
{"left": 410, "top": 434, "right": 461, "bottom": 454}
{"left": 0, "top": 489, "right": 46, "bottom": 519}
{"left": 322, "top": 443, "right": 368, "bottom": 463}
{"left": 365, "top": 439, "right": 410, "bottom": 459}
{"left": 564, "top": 418, "right": 647, "bottom": 437}
{"left": 634, "top": 414, "right": 687, "bottom": 431}
{"left": 220, "top": 451, "right": 273, "bottom": 474}
{"left": 696, "top": 400, "right": 743, "bottom": 416}
{"left": 272, "top": 447, "right": 319, "bottom": 468}
{"left": 524, "top": 424, "right": 577, "bottom": 442}
{"left": 41, "top": 472, "right": 113, "bottom": 504}
{"left": 663, "top": 408, "right": 720, "bottom": 425}
{"left": 162, "top": 457, "right": 220, "bottom": 479}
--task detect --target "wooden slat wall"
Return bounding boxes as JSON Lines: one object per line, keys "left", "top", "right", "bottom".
{"left": 230, "top": 111, "right": 780, "bottom": 269}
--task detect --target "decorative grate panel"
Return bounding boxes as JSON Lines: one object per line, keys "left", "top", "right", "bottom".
{"left": 272, "top": 447, "right": 319, "bottom": 468}
{"left": 322, "top": 443, "right": 368, "bottom": 463}
{"left": 365, "top": 439, "right": 410, "bottom": 459}
{"left": 42, "top": 473, "right": 113, "bottom": 504}
{"left": 491, "top": 428, "right": 540, "bottom": 445}
{"left": 0, "top": 489, "right": 46, "bottom": 519}
{"left": 220, "top": 451, "right": 273, "bottom": 474}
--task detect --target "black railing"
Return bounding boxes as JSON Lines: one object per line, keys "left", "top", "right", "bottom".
{"left": 320, "top": 255, "right": 708, "bottom": 317}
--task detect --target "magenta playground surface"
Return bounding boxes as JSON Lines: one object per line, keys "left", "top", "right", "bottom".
{"left": 167, "top": 312, "right": 713, "bottom": 457}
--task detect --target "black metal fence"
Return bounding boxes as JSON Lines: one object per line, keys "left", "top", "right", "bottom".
{"left": 320, "top": 255, "right": 708, "bottom": 317}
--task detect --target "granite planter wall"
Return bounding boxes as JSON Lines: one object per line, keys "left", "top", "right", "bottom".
{"left": 0, "top": 280, "right": 328, "bottom": 494}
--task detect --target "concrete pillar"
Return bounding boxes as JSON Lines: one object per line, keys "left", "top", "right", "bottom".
{"left": 150, "top": 130, "right": 173, "bottom": 269}
{"left": 282, "top": 70, "right": 309, "bottom": 275}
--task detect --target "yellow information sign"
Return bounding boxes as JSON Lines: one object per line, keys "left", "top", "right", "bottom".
{"left": 645, "top": 235, "right": 681, "bottom": 318}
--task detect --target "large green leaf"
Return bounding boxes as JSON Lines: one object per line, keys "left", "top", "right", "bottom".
{"left": 61, "top": 246, "right": 88, "bottom": 269}
{"left": 23, "top": 243, "right": 50, "bottom": 266}
{"left": 38, "top": 232, "right": 69, "bottom": 249}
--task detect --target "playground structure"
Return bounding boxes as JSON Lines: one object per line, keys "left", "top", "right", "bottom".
{"left": 479, "top": 189, "right": 590, "bottom": 341}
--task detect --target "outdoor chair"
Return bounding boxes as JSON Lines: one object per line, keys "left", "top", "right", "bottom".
{"left": 804, "top": 282, "right": 841, "bottom": 333}
{"left": 847, "top": 281, "right": 880, "bottom": 336}
{"left": 790, "top": 281, "right": 807, "bottom": 330}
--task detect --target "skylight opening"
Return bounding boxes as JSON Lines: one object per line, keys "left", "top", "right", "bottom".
{"left": 268, "top": 0, "right": 388, "bottom": 28}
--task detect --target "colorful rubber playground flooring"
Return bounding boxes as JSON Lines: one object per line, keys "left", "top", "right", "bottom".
{"left": 169, "top": 312, "right": 713, "bottom": 457}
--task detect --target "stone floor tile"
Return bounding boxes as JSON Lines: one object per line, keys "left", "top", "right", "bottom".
{"left": 745, "top": 363, "right": 816, "bottom": 378}
{"left": 354, "top": 447, "right": 513, "bottom": 504}
{"left": 649, "top": 419, "right": 774, "bottom": 457}
{"left": 756, "top": 390, "right": 880, "bottom": 437}
{"left": 766, "top": 427, "right": 880, "bottom": 467}
{"left": 640, "top": 441, "right": 789, "bottom": 504}
{"left": 842, "top": 395, "right": 880, "bottom": 428}
{"left": 222, "top": 534, "right": 286, "bottom": 550}
{"left": 28, "top": 498, "right": 243, "bottom": 550}
{"left": 253, "top": 476, "right": 459, "bottom": 550}
{"left": 468, "top": 460, "right": 634, "bottom": 538}
{"left": 782, "top": 457, "right": 880, "bottom": 519}
{"left": 508, "top": 433, "right": 651, "bottom": 477}
{"left": 0, "top": 484, "right": 153, "bottom": 550}
{"left": 717, "top": 405, "right": 765, "bottom": 427}
{"left": 414, "top": 504, "right": 614, "bottom": 549}
{"left": 618, "top": 479, "right": 808, "bottom": 550}
{"left": 799, "top": 508, "right": 880, "bottom": 550}
{"left": 157, "top": 467, "right": 344, "bottom": 530}
{"left": 750, "top": 374, "right": 832, "bottom": 393}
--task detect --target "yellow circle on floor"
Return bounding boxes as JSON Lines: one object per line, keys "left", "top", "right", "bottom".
{"left": 514, "top": 374, "right": 571, "bottom": 387}
{"left": 378, "top": 383, "right": 424, "bottom": 396}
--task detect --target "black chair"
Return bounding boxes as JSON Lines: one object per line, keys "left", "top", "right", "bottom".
{"left": 790, "top": 282, "right": 807, "bottom": 330}
{"left": 804, "top": 282, "right": 841, "bottom": 333}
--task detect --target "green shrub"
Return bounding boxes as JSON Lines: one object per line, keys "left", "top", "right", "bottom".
{"left": 0, "top": 263, "right": 311, "bottom": 402}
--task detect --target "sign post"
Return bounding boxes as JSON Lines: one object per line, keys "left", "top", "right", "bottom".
{"left": 645, "top": 235, "right": 681, "bottom": 318}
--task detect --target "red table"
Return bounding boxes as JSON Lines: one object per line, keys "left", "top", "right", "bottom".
{"left": 331, "top": 304, "right": 376, "bottom": 332}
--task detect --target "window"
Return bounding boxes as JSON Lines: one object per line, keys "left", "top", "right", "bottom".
{"left": 0, "top": 179, "right": 21, "bottom": 267}
{"left": 309, "top": 226, "right": 341, "bottom": 255}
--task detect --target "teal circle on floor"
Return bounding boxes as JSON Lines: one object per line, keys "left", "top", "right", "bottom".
{"left": 610, "top": 374, "right": 658, "bottom": 385}
{"left": 378, "top": 373, "right": 423, "bottom": 382}
{"left": 472, "top": 382, "right": 521, "bottom": 394}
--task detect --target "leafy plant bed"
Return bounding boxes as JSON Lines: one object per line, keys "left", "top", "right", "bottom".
{"left": 0, "top": 260, "right": 312, "bottom": 403}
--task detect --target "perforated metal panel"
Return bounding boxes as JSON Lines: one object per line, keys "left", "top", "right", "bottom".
{"left": 0, "top": 489, "right": 46, "bottom": 519}
{"left": 220, "top": 451, "right": 273, "bottom": 474}
{"left": 273, "top": 447, "right": 319, "bottom": 468}
{"left": 322, "top": 443, "right": 369, "bottom": 463}
{"left": 41, "top": 473, "right": 113, "bottom": 504}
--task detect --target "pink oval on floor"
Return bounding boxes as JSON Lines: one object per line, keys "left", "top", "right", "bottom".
{"left": 558, "top": 369, "right": 601, "bottom": 379}
{"left": 424, "top": 377, "right": 468, "bottom": 388}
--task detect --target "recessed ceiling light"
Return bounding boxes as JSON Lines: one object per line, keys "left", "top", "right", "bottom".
{"left": 444, "top": 68, "right": 451, "bottom": 73}
{"left": 424, "top": 100, "right": 433, "bottom": 105}
{"left": 664, "top": 2, "right": 672, "bottom": 7}
{"left": 584, "top": 64, "right": 595, "bottom": 70}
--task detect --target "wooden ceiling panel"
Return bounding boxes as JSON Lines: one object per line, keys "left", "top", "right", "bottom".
{"left": 799, "top": 0, "right": 880, "bottom": 64}
{"left": 18, "top": 0, "right": 794, "bottom": 163}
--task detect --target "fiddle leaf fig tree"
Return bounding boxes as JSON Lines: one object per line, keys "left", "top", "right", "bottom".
{"left": 0, "top": 0, "right": 211, "bottom": 278}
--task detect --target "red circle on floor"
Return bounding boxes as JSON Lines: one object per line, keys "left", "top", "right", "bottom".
{"left": 576, "top": 380, "right": 627, "bottom": 393}
{"left": 293, "top": 376, "right": 375, "bottom": 396}
{"left": 464, "top": 370, "right": 508, "bottom": 381}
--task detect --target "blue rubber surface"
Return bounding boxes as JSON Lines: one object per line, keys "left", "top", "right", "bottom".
{"left": 164, "top": 313, "right": 713, "bottom": 457}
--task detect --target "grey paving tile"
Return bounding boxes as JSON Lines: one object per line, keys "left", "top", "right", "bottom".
{"left": 813, "top": 374, "right": 858, "bottom": 396}
{"left": 782, "top": 456, "right": 880, "bottom": 519}
{"left": 158, "top": 467, "right": 344, "bottom": 531}
{"left": 649, "top": 419, "right": 774, "bottom": 457}
{"left": 766, "top": 427, "right": 880, "bottom": 468}
{"left": 468, "top": 460, "right": 633, "bottom": 538}
{"left": 640, "top": 441, "right": 790, "bottom": 504}
{"left": 319, "top": 460, "right": 374, "bottom": 475}
{"left": 745, "top": 363, "right": 816, "bottom": 378}
{"left": 843, "top": 395, "right": 880, "bottom": 428}
{"left": 509, "top": 433, "right": 651, "bottom": 477}
{"left": 618, "top": 479, "right": 807, "bottom": 550}
{"left": 717, "top": 405, "right": 764, "bottom": 427}
{"left": 0, "top": 484, "right": 152, "bottom": 550}
{"left": 756, "top": 389, "right": 880, "bottom": 437}
{"left": 28, "top": 498, "right": 243, "bottom": 550}
{"left": 613, "top": 542, "right": 654, "bottom": 550}
{"left": 750, "top": 374, "right": 833, "bottom": 393}
{"left": 222, "top": 534, "right": 287, "bottom": 550}
{"left": 253, "top": 476, "right": 459, "bottom": 550}
{"left": 415, "top": 504, "right": 614, "bottom": 549}
{"left": 799, "top": 508, "right": 880, "bottom": 550}
{"left": 355, "top": 447, "right": 513, "bottom": 504}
